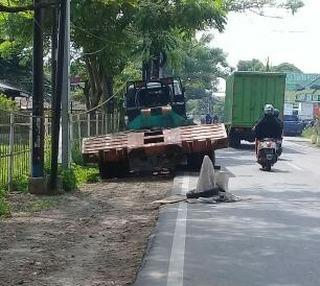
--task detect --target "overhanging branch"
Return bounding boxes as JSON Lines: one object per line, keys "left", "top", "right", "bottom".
{"left": 0, "top": 1, "right": 56, "bottom": 13}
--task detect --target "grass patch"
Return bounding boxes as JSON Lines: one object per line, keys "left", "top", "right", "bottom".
{"left": 29, "top": 197, "right": 62, "bottom": 213}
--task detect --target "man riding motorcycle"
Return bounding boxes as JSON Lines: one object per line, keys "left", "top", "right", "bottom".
{"left": 253, "top": 104, "right": 282, "bottom": 154}
{"left": 273, "top": 108, "right": 284, "bottom": 156}
{"left": 274, "top": 108, "right": 284, "bottom": 130}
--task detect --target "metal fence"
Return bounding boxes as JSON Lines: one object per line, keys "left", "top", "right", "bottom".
{"left": 0, "top": 111, "right": 32, "bottom": 189}
{"left": 0, "top": 109, "right": 123, "bottom": 190}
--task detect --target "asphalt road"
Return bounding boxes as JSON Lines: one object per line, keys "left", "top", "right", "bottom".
{"left": 134, "top": 137, "right": 320, "bottom": 286}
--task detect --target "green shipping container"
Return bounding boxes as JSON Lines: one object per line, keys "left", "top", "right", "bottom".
{"left": 225, "top": 72, "right": 286, "bottom": 146}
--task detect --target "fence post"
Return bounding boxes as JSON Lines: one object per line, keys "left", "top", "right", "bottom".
{"left": 104, "top": 114, "right": 108, "bottom": 134}
{"left": 29, "top": 115, "right": 32, "bottom": 174}
{"left": 96, "top": 112, "right": 99, "bottom": 136}
{"left": 70, "top": 114, "right": 73, "bottom": 162}
{"left": 8, "top": 112, "right": 14, "bottom": 191}
{"left": 77, "top": 114, "right": 81, "bottom": 143}
{"left": 87, "top": 113, "right": 90, "bottom": 137}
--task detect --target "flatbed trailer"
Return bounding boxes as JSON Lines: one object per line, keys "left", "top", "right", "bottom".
{"left": 82, "top": 123, "right": 228, "bottom": 178}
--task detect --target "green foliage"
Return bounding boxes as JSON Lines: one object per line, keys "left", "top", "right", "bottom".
{"left": 166, "top": 34, "right": 229, "bottom": 118}
{"left": 12, "top": 175, "right": 29, "bottom": 193}
{"left": 0, "top": 188, "right": 10, "bottom": 216}
{"left": 71, "top": 143, "right": 85, "bottom": 166}
{"left": 226, "top": 0, "right": 304, "bottom": 14}
{"left": 168, "top": 34, "right": 229, "bottom": 99}
{"left": 61, "top": 168, "right": 77, "bottom": 192}
{"left": 302, "top": 127, "right": 313, "bottom": 138}
{"left": 0, "top": 94, "right": 16, "bottom": 110}
{"left": 13, "top": 196, "right": 63, "bottom": 214}
{"left": 61, "top": 164, "right": 100, "bottom": 192}
{"left": 136, "top": 0, "right": 227, "bottom": 61}
{"left": 272, "top": 62, "right": 302, "bottom": 73}
{"left": 237, "top": 59, "right": 303, "bottom": 74}
{"left": 237, "top": 59, "right": 265, "bottom": 72}
{"left": 28, "top": 198, "right": 59, "bottom": 213}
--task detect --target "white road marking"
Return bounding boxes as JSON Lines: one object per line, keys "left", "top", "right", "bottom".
{"left": 166, "top": 175, "right": 189, "bottom": 286}
{"left": 286, "top": 162, "right": 303, "bottom": 171}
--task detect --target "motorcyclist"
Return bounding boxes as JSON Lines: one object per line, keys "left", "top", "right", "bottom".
{"left": 253, "top": 104, "right": 282, "bottom": 154}
{"left": 274, "top": 108, "right": 283, "bottom": 129}
{"left": 273, "top": 108, "right": 284, "bottom": 156}
{"left": 254, "top": 104, "right": 282, "bottom": 140}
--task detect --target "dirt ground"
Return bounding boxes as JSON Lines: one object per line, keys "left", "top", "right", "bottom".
{"left": 0, "top": 177, "right": 172, "bottom": 286}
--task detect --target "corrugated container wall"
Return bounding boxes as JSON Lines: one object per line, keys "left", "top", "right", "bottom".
{"left": 225, "top": 72, "right": 286, "bottom": 128}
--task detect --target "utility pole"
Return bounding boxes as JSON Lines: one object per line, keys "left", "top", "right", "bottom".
{"left": 50, "top": 0, "right": 68, "bottom": 190}
{"left": 61, "top": 0, "right": 71, "bottom": 169}
{"left": 29, "top": 0, "right": 46, "bottom": 194}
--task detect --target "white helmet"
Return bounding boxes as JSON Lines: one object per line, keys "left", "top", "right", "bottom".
{"left": 264, "top": 104, "right": 274, "bottom": 115}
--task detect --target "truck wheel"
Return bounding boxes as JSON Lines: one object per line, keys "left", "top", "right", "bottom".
{"left": 187, "top": 152, "right": 215, "bottom": 171}
{"left": 99, "top": 161, "right": 129, "bottom": 179}
{"left": 229, "top": 134, "right": 241, "bottom": 148}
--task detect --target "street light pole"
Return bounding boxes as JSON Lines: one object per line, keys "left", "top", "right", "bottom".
{"left": 61, "top": 0, "right": 71, "bottom": 169}
{"left": 29, "top": 0, "right": 45, "bottom": 194}
{"left": 50, "top": 0, "right": 68, "bottom": 190}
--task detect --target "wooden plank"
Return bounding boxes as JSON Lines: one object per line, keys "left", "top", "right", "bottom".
{"left": 128, "top": 132, "right": 145, "bottom": 148}
{"left": 163, "top": 128, "right": 181, "bottom": 144}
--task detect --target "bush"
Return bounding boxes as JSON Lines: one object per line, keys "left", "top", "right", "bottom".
{"left": 0, "top": 94, "right": 16, "bottom": 111}
{"left": 61, "top": 168, "right": 78, "bottom": 192}
{"left": 12, "top": 175, "right": 29, "bottom": 193}
{"left": 71, "top": 143, "right": 85, "bottom": 165}
{"left": 302, "top": 127, "right": 314, "bottom": 138}
{"left": 61, "top": 164, "right": 100, "bottom": 192}
{"left": 0, "top": 189, "right": 10, "bottom": 216}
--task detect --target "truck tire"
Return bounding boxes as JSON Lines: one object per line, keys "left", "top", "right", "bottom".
{"left": 187, "top": 151, "right": 215, "bottom": 171}
{"left": 99, "top": 161, "right": 129, "bottom": 179}
{"left": 229, "top": 134, "right": 241, "bottom": 148}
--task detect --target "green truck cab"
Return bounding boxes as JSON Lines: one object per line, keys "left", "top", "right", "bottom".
{"left": 224, "top": 71, "right": 286, "bottom": 147}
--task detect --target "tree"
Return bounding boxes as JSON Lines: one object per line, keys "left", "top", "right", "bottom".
{"left": 237, "top": 59, "right": 265, "bottom": 71}
{"left": 164, "top": 34, "right": 229, "bottom": 118}
{"left": 225, "top": 0, "right": 304, "bottom": 14}
{"left": 167, "top": 34, "right": 229, "bottom": 99}
{"left": 71, "top": 0, "right": 138, "bottom": 110}
{"left": 0, "top": 1, "right": 54, "bottom": 13}
{"left": 135, "top": 0, "right": 227, "bottom": 78}
{"left": 272, "top": 62, "right": 302, "bottom": 73}
{"left": 0, "top": 0, "right": 305, "bottom": 112}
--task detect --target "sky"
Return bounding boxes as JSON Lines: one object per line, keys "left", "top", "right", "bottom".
{"left": 210, "top": 0, "right": 319, "bottom": 75}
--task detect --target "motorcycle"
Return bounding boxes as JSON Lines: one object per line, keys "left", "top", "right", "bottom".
{"left": 275, "top": 139, "right": 283, "bottom": 157}
{"left": 256, "top": 138, "right": 278, "bottom": 171}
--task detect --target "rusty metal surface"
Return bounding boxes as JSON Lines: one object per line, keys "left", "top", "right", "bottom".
{"left": 82, "top": 124, "right": 228, "bottom": 163}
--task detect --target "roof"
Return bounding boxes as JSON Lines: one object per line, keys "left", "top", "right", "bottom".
{"left": 286, "top": 73, "right": 320, "bottom": 92}
{"left": 0, "top": 82, "right": 30, "bottom": 98}
{"left": 232, "top": 71, "right": 286, "bottom": 77}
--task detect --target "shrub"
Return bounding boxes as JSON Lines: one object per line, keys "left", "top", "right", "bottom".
{"left": 302, "top": 127, "right": 314, "bottom": 138}
{"left": 12, "top": 175, "right": 29, "bottom": 193}
{"left": 0, "top": 189, "right": 10, "bottom": 216}
{"left": 61, "top": 164, "right": 100, "bottom": 192}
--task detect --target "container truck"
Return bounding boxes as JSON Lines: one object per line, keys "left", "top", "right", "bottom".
{"left": 224, "top": 71, "right": 286, "bottom": 147}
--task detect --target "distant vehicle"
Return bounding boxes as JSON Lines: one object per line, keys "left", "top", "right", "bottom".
{"left": 302, "top": 119, "right": 314, "bottom": 128}
{"left": 283, "top": 115, "right": 304, "bottom": 136}
{"left": 224, "top": 72, "right": 286, "bottom": 148}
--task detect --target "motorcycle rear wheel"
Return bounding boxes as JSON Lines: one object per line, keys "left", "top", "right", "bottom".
{"left": 264, "top": 163, "right": 272, "bottom": 172}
